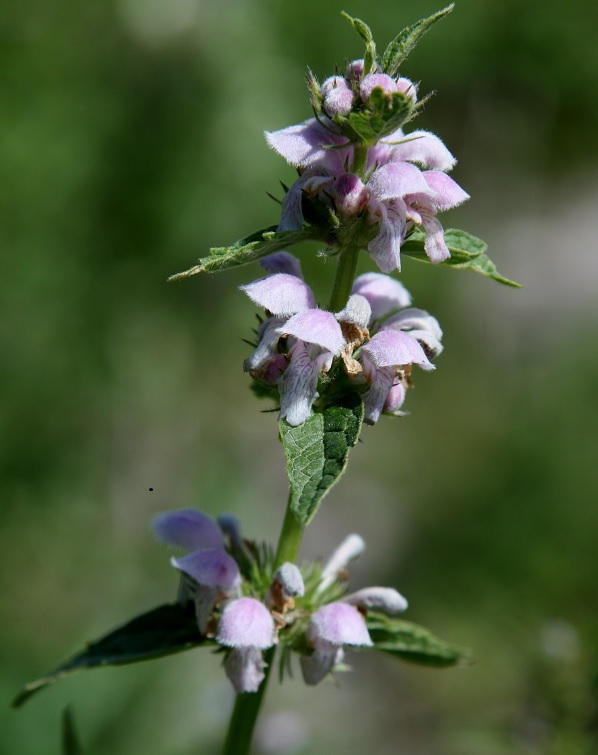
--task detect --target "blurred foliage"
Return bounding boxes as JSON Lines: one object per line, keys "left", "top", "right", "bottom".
{"left": 2, "top": 0, "right": 598, "bottom": 753}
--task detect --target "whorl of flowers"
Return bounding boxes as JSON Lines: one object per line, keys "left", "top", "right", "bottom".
{"left": 154, "top": 510, "right": 408, "bottom": 693}
{"left": 265, "top": 55, "right": 469, "bottom": 274}
{"left": 242, "top": 253, "right": 442, "bottom": 426}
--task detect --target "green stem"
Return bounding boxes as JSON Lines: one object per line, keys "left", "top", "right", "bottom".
{"left": 221, "top": 496, "right": 305, "bottom": 755}
{"left": 328, "top": 245, "right": 360, "bottom": 312}
{"left": 274, "top": 500, "right": 305, "bottom": 568}
{"left": 352, "top": 145, "right": 368, "bottom": 180}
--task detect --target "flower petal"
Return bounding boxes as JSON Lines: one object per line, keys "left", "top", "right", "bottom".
{"left": 279, "top": 309, "right": 345, "bottom": 354}
{"left": 243, "top": 316, "right": 287, "bottom": 374}
{"left": 309, "top": 602, "right": 373, "bottom": 647}
{"left": 265, "top": 118, "right": 348, "bottom": 170}
{"left": 153, "top": 509, "right": 225, "bottom": 552}
{"left": 318, "top": 533, "right": 365, "bottom": 593}
{"left": 241, "top": 273, "right": 315, "bottom": 316}
{"left": 360, "top": 73, "right": 398, "bottom": 101}
{"left": 217, "top": 597, "right": 275, "bottom": 649}
{"left": 420, "top": 211, "right": 450, "bottom": 264}
{"left": 361, "top": 330, "right": 434, "bottom": 371}
{"left": 367, "top": 162, "right": 433, "bottom": 201}
{"left": 352, "top": 272, "right": 412, "bottom": 321}
{"left": 343, "top": 587, "right": 408, "bottom": 615}
{"left": 300, "top": 640, "right": 343, "bottom": 686}
{"left": 383, "top": 381, "right": 407, "bottom": 415}
{"left": 273, "top": 563, "right": 305, "bottom": 599}
{"left": 361, "top": 362, "right": 395, "bottom": 425}
{"left": 335, "top": 294, "right": 371, "bottom": 329}
{"left": 367, "top": 199, "right": 406, "bottom": 274}
{"left": 224, "top": 647, "right": 267, "bottom": 693}
{"left": 171, "top": 549, "right": 241, "bottom": 588}
{"left": 260, "top": 252, "right": 303, "bottom": 279}
{"left": 422, "top": 171, "right": 470, "bottom": 211}
{"left": 278, "top": 342, "right": 331, "bottom": 426}
{"left": 389, "top": 130, "right": 456, "bottom": 171}
{"left": 321, "top": 75, "right": 354, "bottom": 117}
{"left": 278, "top": 173, "right": 334, "bottom": 232}
{"left": 381, "top": 307, "right": 443, "bottom": 340}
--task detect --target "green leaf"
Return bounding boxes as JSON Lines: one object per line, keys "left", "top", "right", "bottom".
{"left": 62, "top": 707, "right": 83, "bottom": 755}
{"left": 401, "top": 228, "right": 521, "bottom": 287}
{"left": 382, "top": 4, "right": 454, "bottom": 77}
{"left": 168, "top": 227, "right": 324, "bottom": 281}
{"left": 341, "top": 12, "right": 377, "bottom": 75}
{"left": 13, "top": 603, "right": 207, "bottom": 709}
{"left": 279, "top": 394, "right": 364, "bottom": 526}
{"left": 367, "top": 613, "right": 471, "bottom": 668}
{"left": 348, "top": 88, "right": 413, "bottom": 145}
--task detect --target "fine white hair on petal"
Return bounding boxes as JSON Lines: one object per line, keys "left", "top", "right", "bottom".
{"left": 390, "top": 130, "right": 456, "bottom": 172}
{"left": 361, "top": 330, "right": 434, "bottom": 371}
{"left": 360, "top": 72, "right": 399, "bottom": 101}
{"left": 318, "top": 533, "right": 365, "bottom": 593}
{"left": 367, "top": 162, "right": 433, "bottom": 201}
{"left": 343, "top": 586, "right": 408, "bottom": 615}
{"left": 422, "top": 170, "right": 470, "bottom": 210}
{"left": 241, "top": 273, "right": 315, "bottom": 317}
{"left": 265, "top": 118, "right": 349, "bottom": 170}
{"left": 217, "top": 597, "right": 275, "bottom": 649}
{"left": 309, "top": 602, "right": 373, "bottom": 647}
{"left": 153, "top": 509, "right": 225, "bottom": 552}
{"left": 279, "top": 309, "right": 345, "bottom": 354}
{"left": 352, "top": 272, "right": 412, "bottom": 321}
{"left": 335, "top": 294, "right": 372, "bottom": 328}
{"left": 171, "top": 549, "right": 241, "bottom": 588}
{"left": 274, "top": 563, "right": 305, "bottom": 598}
{"left": 382, "top": 307, "right": 443, "bottom": 340}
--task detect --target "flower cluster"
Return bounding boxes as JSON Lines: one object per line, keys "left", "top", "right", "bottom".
{"left": 154, "top": 509, "right": 407, "bottom": 693}
{"left": 242, "top": 252, "right": 443, "bottom": 426}
{"left": 266, "top": 58, "right": 469, "bottom": 273}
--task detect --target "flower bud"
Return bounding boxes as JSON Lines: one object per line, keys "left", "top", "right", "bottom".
{"left": 321, "top": 75, "right": 354, "bottom": 117}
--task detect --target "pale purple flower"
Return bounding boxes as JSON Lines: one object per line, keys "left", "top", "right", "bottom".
{"left": 171, "top": 549, "right": 241, "bottom": 634}
{"left": 217, "top": 597, "right": 276, "bottom": 693}
{"left": 359, "top": 330, "right": 434, "bottom": 425}
{"left": 300, "top": 602, "right": 372, "bottom": 685}
{"left": 321, "top": 75, "right": 355, "bottom": 117}
{"left": 265, "top": 118, "right": 350, "bottom": 171}
{"left": 351, "top": 272, "right": 412, "bottom": 322}
{"left": 404, "top": 169, "right": 470, "bottom": 263}
{"left": 343, "top": 586, "right": 408, "bottom": 615}
{"left": 268, "top": 562, "right": 305, "bottom": 612}
{"left": 317, "top": 533, "right": 365, "bottom": 594}
{"left": 277, "top": 309, "right": 345, "bottom": 426}
{"left": 360, "top": 72, "right": 399, "bottom": 102}
{"left": 153, "top": 509, "right": 225, "bottom": 552}
{"left": 242, "top": 271, "right": 348, "bottom": 426}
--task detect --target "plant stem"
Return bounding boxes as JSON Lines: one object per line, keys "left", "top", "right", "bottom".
{"left": 221, "top": 495, "right": 305, "bottom": 755}
{"left": 222, "top": 228, "right": 364, "bottom": 753}
{"left": 273, "top": 500, "right": 305, "bottom": 568}
{"left": 328, "top": 245, "right": 360, "bottom": 312}
{"left": 352, "top": 145, "right": 368, "bottom": 179}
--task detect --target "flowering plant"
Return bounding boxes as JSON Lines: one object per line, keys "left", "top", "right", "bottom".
{"left": 13, "top": 6, "right": 517, "bottom": 753}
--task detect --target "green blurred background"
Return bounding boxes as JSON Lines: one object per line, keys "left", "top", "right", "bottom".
{"left": 2, "top": 0, "right": 598, "bottom": 752}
